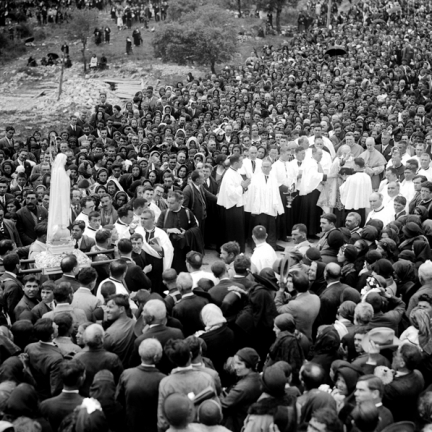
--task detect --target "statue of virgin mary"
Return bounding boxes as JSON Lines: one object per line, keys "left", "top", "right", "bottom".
{"left": 47, "top": 153, "right": 71, "bottom": 245}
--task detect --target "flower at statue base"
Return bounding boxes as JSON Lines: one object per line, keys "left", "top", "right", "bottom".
{"left": 35, "top": 249, "right": 91, "bottom": 270}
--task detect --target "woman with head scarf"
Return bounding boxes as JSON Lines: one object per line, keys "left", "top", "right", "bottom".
{"left": 113, "top": 191, "right": 129, "bottom": 210}
{"left": 393, "top": 259, "right": 418, "bottom": 302}
{"left": 0, "top": 357, "right": 36, "bottom": 388}
{"left": 221, "top": 348, "right": 262, "bottom": 432}
{"left": 337, "top": 244, "right": 359, "bottom": 288}
{"left": 308, "top": 260, "right": 327, "bottom": 297}
{"left": 89, "top": 370, "right": 125, "bottom": 432}
{"left": 376, "top": 238, "right": 398, "bottom": 263}
{"left": 3, "top": 383, "right": 51, "bottom": 432}
{"left": 265, "top": 314, "right": 305, "bottom": 384}
{"left": 309, "top": 326, "right": 342, "bottom": 384}
{"left": 372, "top": 259, "right": 397, "bottom": 297}
{"left": 197, "top": 304, "right": 236, "bottom": 385}
{"left": 175, "top": 164, "right": 189, "bottom": 190}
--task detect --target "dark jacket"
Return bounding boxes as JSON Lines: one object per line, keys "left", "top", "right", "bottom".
{"left": 24, "top": 341, "right": 64, "bottom": 401}
{"left": 16, "top": 205, "right": 48, "bottom": 245}
{"left": 55, "top": 274, "right": 81, "bottom": 292}
{"left": 3, "top": 219, "right": 22, "bottom": 247}
{"left": 172, "top": 294, "right": 209, "bottom": 337}
{"left": 74, "top": 347, "right": 124, "bottom": 396}
{"left": 124, "top": 259, "right": 152, "bottom": 291}
{"left": 209, "top": 279, "right": 245, "bottom": 306}
{"left": 132, "top": 324, "right": 184, "bottom": 373}
{"left": 40, "top": 391, "right": 84, "bottom": 432}
{"left": 221, "top": 371, "right": 262, "bottom": 432}
{"left": 0, "top": 272, "right": 24, "bottom": 320}
{"left": 116, "top": 365, "right": 166, "bottom": 432}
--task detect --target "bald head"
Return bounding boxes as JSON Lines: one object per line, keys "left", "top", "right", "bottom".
{"left": 325, "top": 262, "right": 341, "bottom": 281}
{"left": 365, "top": 137, "right": 376, "bottom": 146}
{"left": 83, "top": 324, "right": 104, "bottom": 348}
{"left": 387, "top": 181, "right": 400, "bottom": 198}
{"left": 369, "top": 192, "right": 383, "bottom": 210}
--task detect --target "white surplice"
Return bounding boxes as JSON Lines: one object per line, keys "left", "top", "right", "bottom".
{"left": 298, "top": 158, "right": 324, "bottom": 196}
{"left": 217, "top": 167, "right": 244, "bottom": 209}
{"left": 366, "top": 205, "right": 394, "bottom": 227}
{"left": 340, "top": 172, "right": 373, "bottom": 210}
{"left": 244, "top": 171, "right": 284, "bottom": 217}
{"left": 272, "top": 159, "right": 296, "bottom": 187}
{"left": 135, "top": 226, "right": 174, "bottom": 270}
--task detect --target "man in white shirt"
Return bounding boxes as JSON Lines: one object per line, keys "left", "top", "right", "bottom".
{"left": 378, "top": 167, "right": 399, "bottom": 198}
{"left": 400, "top": 165, "right": 417, "bottom": 204}
{"left": 244, "top": 158, "right": 284, "bottom": 249}
{"left": 113, "top": 206, "right": 134, "bottom": 242}
{"left": 217, "top": 155, "right": 250, "bottom": 252}
{"left": 250, "top": 225, "right": 278, "bottom": 274}
{"left": 240, "top": 146, "right": 262, "bottom": 178}
{"left": 83, "top": 211, "right": 102, "bottom": 240}
{"left": 185, "top": 251, "right": 218, "bottom": 288}
{"left": 418, "top": 153, "right": 432, "bottom": 181}
{"left": 366, "top": 192, "right": 394, "bottom": 227}
{"left": 75, "top": 197, "right": 96, "bottom": 227}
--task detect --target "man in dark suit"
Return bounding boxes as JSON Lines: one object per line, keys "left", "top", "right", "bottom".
{"left": 313, "top": 263, "right": 352, "bottom": 334}
{"left": 118, "top": 239, "right": 152, "bottom": 291}
{"left": 173, "top": 273, "right": 208, "bottom": 337}
{"left": 95, "top": 93, "right": 113, "bottom": 116}
{"left": 71, "top": 220, "right": 95, "bottom": 253}
{"left": 0, "top": 177, "right": 14, "bottom": 211}
{"left": 74, "top": 323, "right": 124, "bottom": 396}
{"left": 203, "top": 164, "right": 219, "bottom": 248}
{"left": 0, "top": 208, "right": 22, "bottom": 246}
{"left": 25, "top": 317, "right": 64, "bottom": 401}
{"left": 375, "top": 131, "right": 394, "bottom": 162}
{"left": 40, "top": 359, "right": 85, "bottom": 431}
{"left": 0, "top": 126, "right": 15, "bottom": 157}
{"left": 66, "top": 115, "right": 83, "bottom": 139}
{"left": 117, "top": 338, "right": 166, "bottom": 432}
{"left": 16, "top": 191, "right": 48, "bottom": 246}
{"left": 183, "top": 170, "right": 217, "bottom": 238}
{"left": 55, "top": 255, "right": 82, "bottom": 292}
{"left": 208, "top": 261, "right": 245, "bottom": 306}
{"left": 1, "top": 253, "right": 24, "bottom": 320}
{"left": 132, "top": 299, "right": 183, "bottom": 373}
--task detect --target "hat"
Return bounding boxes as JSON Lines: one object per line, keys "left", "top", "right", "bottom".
{"left": 381, "top": 422, "right": 415, "bottom": 432}
{"left": 361, "top": 327, "right": 400, "bottom": 353}
{"left": 402, "top": 222, "right": 423, "bottom": 238}
{"left": 274, "top": 313, "right": 296, "bottom": 332}
{"left": 262, "top": 364, "right": 287, "bottom": 397}
{"left": 343, "top": 244, "right": 358, "bottom": 262}
{"left": 78, "top": 179, "right": 90, "bottom": 189}
{"left": 305, "top": 247, "right": 321, "bottom": 262}
{"left": 236, "top": 348, "right": 260, "bottom": 370}
{"left": 361, "top": 225, "right": 379, "bottom": 241}
{"left": 186, "top": 251, "right": 203, "bottom": 267}
{"left": 198, "top": 400, "right": 223, "bottom": 426}
{"left": 163, "top": 393, "right": 194, "bottom": 428}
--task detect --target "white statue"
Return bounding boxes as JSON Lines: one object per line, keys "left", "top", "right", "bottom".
{"left": 47, "top": 153, "right": 71, "bottom": 245}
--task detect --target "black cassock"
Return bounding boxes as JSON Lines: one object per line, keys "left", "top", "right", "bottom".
{"left": 156, "top": 207, "right": 204, "bottom": 273}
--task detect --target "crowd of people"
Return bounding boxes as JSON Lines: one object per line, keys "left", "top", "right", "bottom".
{"left": 3, "top": 0, "right": 432, "bottom": 431}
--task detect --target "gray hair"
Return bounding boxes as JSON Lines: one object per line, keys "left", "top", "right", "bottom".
{"left": 177, "top": 272, "right": 193, "bottom": 292}
{"left": 354, "top": 303, "right": 374, "bottom": 325}
{"left": 143, "top": 299, "right": 166, "bottom": 321}
{"left": 83, "top": 324, "right": 105, "bottom": 348}
{"left": 139, "top": 338, "right": 163, "bottom": 363}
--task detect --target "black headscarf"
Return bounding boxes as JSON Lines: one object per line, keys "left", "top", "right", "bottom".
{"left": 5, "top": 383, "right": 40, "bottom": 419}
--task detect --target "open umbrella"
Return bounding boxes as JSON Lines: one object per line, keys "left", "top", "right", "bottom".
{"left": 24, "top": 36, "right": 34, "bottom": 43}
{"left": 373, "top": 18, "right": 387, "bottom": 25}
{"left": 47, "top": 53, "right": 59, "bottom": 60}
{"left": 325, "top": 46, "right": 347, "bottom": 57}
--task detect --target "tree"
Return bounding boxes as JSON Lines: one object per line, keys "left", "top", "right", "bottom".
{"left": 256, "top": 0, "right": 300, "bottom": 33}
{"left": 167, "top": 0, "right": 201, "bottom": 21}
{"left": 65, "top": 7, "right": 99, "bottom": 72}
{"left": 153, "top": 5, "right": 238, "bottom": 74}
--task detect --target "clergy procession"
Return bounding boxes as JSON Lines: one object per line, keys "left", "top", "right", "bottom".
{"left": 4, "top": 0, "right": 432, "bottom": 431}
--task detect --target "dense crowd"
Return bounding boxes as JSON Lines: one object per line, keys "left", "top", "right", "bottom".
{"left": 3, "top": 0, "right": 432, "bottom": 431}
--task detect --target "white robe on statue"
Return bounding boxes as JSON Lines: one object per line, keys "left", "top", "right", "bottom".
{"left": 298, "top": 158, "right": 324, "bottom": 196}
{"left": 135, "top": 226, "right": 174, "bottom": 270}
{"left": 217, "top": 168, "right": 244, "bottom": 209}
{"left": 340, "top": 172, "right": 373, "bottom": 210}
{"left": 244, "top": 171, "right": 284, "bottom": 217}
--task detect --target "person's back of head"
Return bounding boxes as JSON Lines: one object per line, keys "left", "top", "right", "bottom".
{"left": 163, "top": 393, "right": 194, "bottom": 430}
{"left": 60, "top": 254, "right": 78, "bottom": 274}
{"left": 252, "top": 225, "right": 267, "bottom": 243}
{"left": 60, "top": 359, "right": 86, "bottom": 389}
{"left": 11, "top": 320, "right": 34, "bottom": 351}
{"left": 233, "top": 254, "right": 250, "bottom": 276}
{"left": 354, "top": 303, "right": 374, "bottom": 326}
{"left": 117, "top": 239, "right": 133, "bottom": 255}
{"left": 176, "top": 272, "right": 193, "bottom": 294}
{"left": 325, "top": 262, "right": 341, "bottom": 281}
{"left": 365, "top": 293, "right": 382, "bottom": 314}
{"left": 164, "top": 339, "right": 191, "bottom": 368}
{"left": 211, "top": 260, "right": 226, "bottom": 279}
{"left": 100, "top": 280, "right": 116, "bottom": 302}
{"left": 419, "top": 260, "right": 432, "bottom": 284}
{"left": 300, "top": 362, "right": 326, "bottom": 391}
{"left": 139, "top": 338, "right": 163, "bottom": 365}
{"left": 54, "top": 283, "right": 72, "bottom": 304}
{"left": 3, "top": 253, "right": 19, "bottom": 273}
{"left": 290, "top": 269, "right": 309, "bottom": 293}
{"left": 162, "top": 268, "right": 177, "bottom": 287}
{"left": 77, "top": 267, "right": 98, "bottom": 288}
{"left": 34, "top": 318, "right": 55, "bottom": 342}
{"left": 133, "top": 197, "right": 146, "bottom": 210}
{"left": 109, "top": 259, "right": 128, "bottom": 279}
{"left": 184, "top": 336, "right": 201, "bottom": 361}
{"left": 95, "top": 229, "right": 111, "bottom": 245}
{"left": 399, "top": 343, "right": 422, "bottom": 371}
{"left": 351, "top": 400, "right": 379, "bottom": 432}
{"left": 83, "top": 324, "right": 104, "bottom": 349}
{"left": 0, "top": 240, "right": 14, "bottom": 257}
{"left": 143, "top": 299, "right": 166, "bottom": 323}
{"left": 54, "top": 313, "right": 74, "bottom": 337}
{"left": 186, "top": 251, "right": 203, "bottom": 271}
{"left": 311, "top": 408, "right": 343, "bottom": 432}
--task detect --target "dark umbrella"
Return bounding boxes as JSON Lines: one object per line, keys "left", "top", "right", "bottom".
{"left": 24, "top": 36, "right": 34, "bottom": 43}
{"left": 325, "top": 46, "right": 347, "bottom": 56}
{"left": 47, "top": 53, "right": 59, "bottom": 59}
{"left": 373, "top": 18, "right": 387, "bottom": 25}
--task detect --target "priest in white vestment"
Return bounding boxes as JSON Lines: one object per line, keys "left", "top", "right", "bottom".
{"left": 366, "top": 192, "right": 394, "bottom": 227}
{"left": 298, "top": 147, "right": 326, "bottom": 236}
{"left": 340, "top": 157, "right": 373, "bottom": 224}
{"left": 245, "top": 159, "right": 284, "bottom": 249}
{"left": 217, "top": 155, "right": 250, "bottom": 251}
